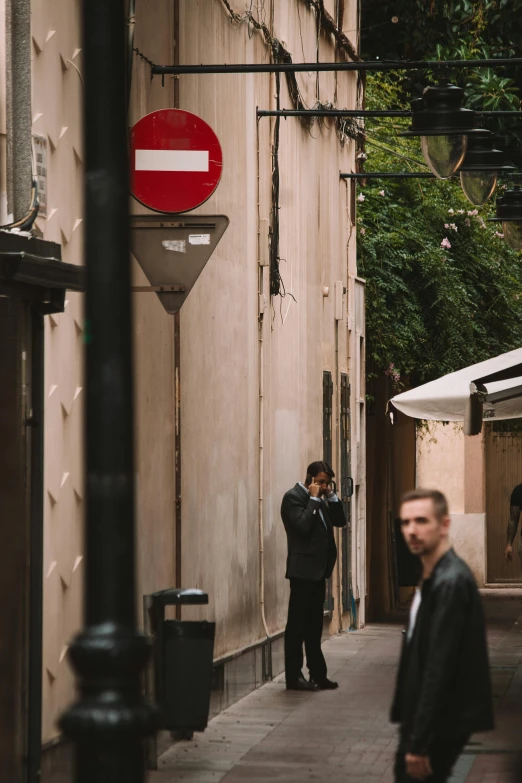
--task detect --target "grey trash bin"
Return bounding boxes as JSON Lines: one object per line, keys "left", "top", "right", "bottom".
{"left": 149, "top": 588, "right": 216, "bottom": 732}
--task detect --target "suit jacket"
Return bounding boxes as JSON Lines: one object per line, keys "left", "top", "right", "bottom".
{"left": 390, "top": 548, "right": 494, "bottom": 754}
{"left": 281, "top": 483, "right": 347, "bottom": 581}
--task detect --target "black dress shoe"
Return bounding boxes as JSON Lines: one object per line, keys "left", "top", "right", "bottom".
{"left": 286, "top": 676, "right": 319, "bottom": 691}
{"left": 309, "top": 678, "right": 339, "bottom": 690}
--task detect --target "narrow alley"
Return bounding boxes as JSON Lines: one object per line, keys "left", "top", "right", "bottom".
{"left": 152, "top": 592, "right": 522, "bottom": 783}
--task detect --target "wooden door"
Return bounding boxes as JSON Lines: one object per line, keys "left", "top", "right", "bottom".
{"left": 485, "top": 426, "right": 522, "bottom": 583}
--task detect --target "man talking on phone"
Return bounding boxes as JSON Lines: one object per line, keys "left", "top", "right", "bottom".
{"left": 281, "top": 461, "right": 346, "bottom": 691}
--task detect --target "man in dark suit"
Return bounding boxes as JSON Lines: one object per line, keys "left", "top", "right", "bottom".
{"left": 281, "top": 460, "right": 346, "bottom": 692}
{"left": 391, "top": 488, "right": 493, "bottom": 782}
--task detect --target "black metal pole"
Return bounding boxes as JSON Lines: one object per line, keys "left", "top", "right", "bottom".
{"left": 59, "top": 1, "right": 156, "bottom": 780}
{"left": 257, "top": 109, "right": 522, "bottom": 118}
{"left": 152, "top": 56, "right": 522, "bottom": 76}
{"left": 341, "top": 171, "right": 519, "bottom": 179}
{"left": 341, "top": 172, "right": 435, "bottom": 179}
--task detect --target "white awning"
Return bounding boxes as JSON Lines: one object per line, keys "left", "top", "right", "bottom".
{"left": 390, "top": 348, "right": 522, "bottom": 422}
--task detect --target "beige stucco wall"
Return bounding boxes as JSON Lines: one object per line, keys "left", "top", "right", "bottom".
{"left": 0, "top": 0, "right": 364, "bottom": 743}
{"left": 30, "top": 0, "right": 85, "bottom": 742}
{"left": 176, "top": 1, "right": 364, "bottom": 648}
{"left": 416, "top": 422, "right": 486, "bottom": 585}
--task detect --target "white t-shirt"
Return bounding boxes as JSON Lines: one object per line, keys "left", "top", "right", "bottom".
{"left": 407, "top": 587, "right": 422, "bottom": 642}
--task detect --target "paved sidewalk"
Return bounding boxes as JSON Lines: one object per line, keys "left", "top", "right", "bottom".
{"left": 151, "top": 592, "right": 522, "bottom": 783}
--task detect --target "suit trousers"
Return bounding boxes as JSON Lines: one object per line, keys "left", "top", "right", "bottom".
{"left": 284, "top": 577, "right": 327, "bottom": 684}
{"left": 394, "top": 734, "right": 469, "bottom": 783}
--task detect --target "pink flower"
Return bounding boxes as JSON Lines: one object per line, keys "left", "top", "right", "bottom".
{"left": 495, "top": 231, "right": 504, "bottom": 238}
{"left": 385, "top": 363, "right": 400, "bottom": 383}
{"left": 467, "top": 209, "right": 479, "bottom": 216}
{"left": 457, "top": 210, "right": 465, "bottom": 214}
{"left": 444, "top": 223, "right": 450, "bottom": 229}
{"left": 360, "top": 228, "right": 366, "bottom": 235}
{"left": 441, "top": 237, "right": 452, "bottom": 249}
{"left": 357, "top": 193, "right": 365, "bottom": 202}
{"left": 379, "top": 190, "right": 385, "bottom": 196}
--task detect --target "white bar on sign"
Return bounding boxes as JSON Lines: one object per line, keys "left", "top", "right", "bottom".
{"left": 135, "top": 149, "right": 209, "bottom": 172}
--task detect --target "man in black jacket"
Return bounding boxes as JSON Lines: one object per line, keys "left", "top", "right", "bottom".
{"left": 391, "top": 488, "right": 494, "bottom": 782}
{"left": 281, "top": 461, "right": 346, "bottom": 692}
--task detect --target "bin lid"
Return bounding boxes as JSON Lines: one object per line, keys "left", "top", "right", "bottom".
{"left": 151, "top": 588, "right": 209, "bottom": 606}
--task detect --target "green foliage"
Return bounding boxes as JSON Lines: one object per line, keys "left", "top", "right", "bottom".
{"left": 361, "top": 0, "right": 522, "bottom": 148}
{"left": 358, "top": 74, "right": 522, "bottom": 387}
{"left": 357, "top": 3, "right": 522, "bottom": 386}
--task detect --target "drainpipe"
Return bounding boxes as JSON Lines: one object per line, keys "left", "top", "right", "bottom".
{"left": 173, "top": 0, "right": 182, "bottom": 620}
{"left": 256, "top": 117, "right": 271, "bottom": 671}
{"left": 6, "top": 1, "right": 43, "bottom": 777}
{"left": 6, "top": 0, "right": 32, "bottom": 222}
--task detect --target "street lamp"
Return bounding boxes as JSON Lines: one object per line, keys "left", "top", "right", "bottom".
{"left": 401, "top": 82, "right": 476, "bottom": 179}
{"left": 490, "top": 186, "right": 522, "bottom": 250}
{"left": 459, "top": 130, "right": 513, "bottom": 206}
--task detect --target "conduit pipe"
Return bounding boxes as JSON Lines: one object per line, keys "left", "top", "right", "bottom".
{"left": 257, "top": 117, "right": 271, "bottom": 650}
{"left": 258, "top": 313, "right": 270, "bottom": 644}
{"left": 6, "top": 0, "right": 32, "bottom": 222}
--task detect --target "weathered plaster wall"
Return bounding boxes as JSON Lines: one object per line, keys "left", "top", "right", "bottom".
{"left": 31, "top": 0, "right": 85, "bottom": 743}
{"left": 176, "top": 0, "right": 363, "bottom": 652}
{"left": 0, "top": 0, "right": 362, "bottom": 744}
{"left": 416, "top": 422, "right": 486, "bottom": 585}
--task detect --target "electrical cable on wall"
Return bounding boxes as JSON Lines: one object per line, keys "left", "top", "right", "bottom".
{"left": 269, "top": 72, "right": 282, "bottom": 298}
{"left": 133, "top": 1, "right": 364, "bottom": 144}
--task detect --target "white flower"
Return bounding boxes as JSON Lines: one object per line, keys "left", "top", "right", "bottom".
{"left": 448, "top": 208, "right": 454, "bottom": 214}
{"left": 379, "top": 190, "right": 385, "bottom": 196}
{"left": 357, "top": 193, "right": 365, "bottom": 202}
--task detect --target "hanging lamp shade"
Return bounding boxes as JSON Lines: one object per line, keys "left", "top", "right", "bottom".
{"left": 400, "top": 82, "right": 476, "bottom": 179}
{"left": 489, "top": 186, "right": 522, "bottom": 250}
{"left": 459, "top": 130, "right": 513, "bottom": 206}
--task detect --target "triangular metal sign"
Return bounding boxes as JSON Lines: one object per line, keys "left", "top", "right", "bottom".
{"left": 130, "top": 214, "right": 229, "bottom": 314}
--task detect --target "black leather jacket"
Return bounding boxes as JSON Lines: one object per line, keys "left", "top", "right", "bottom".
{"left": 390, "top": 548, "right": 494, "bottom": 754}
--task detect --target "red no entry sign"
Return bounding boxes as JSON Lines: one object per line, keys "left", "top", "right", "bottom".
{"left": 130, "top": 109, "right": 223, "bottom": 214}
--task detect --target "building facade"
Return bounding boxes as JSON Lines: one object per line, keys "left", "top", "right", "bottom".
{"left": 0, "top": 1, "right": 366, "bottom": 779}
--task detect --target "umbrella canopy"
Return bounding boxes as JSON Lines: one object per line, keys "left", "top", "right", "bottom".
{"left": 390, "top": 348, "right": 522, "bottom": 422}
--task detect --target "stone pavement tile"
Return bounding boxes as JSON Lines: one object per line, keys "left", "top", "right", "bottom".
{"left": 151, "top": 594, "right": 522, "bottom": 783}
{"left": 464, "top": 753, "right": 518, "bottom": 783}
